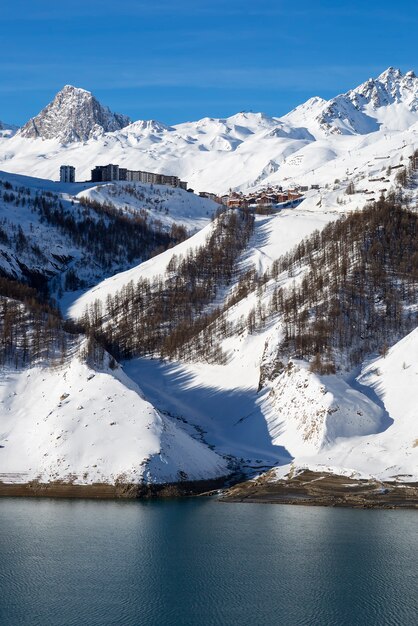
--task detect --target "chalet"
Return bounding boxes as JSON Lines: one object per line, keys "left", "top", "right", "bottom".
{"left": 287, "top": 190, "right": 303, "bottom": 200}
{"left": 227, "top": 192, "right": 248, "bottom": 208}
{"left": 199, "top": 192, "right": 218, "bottom": 201}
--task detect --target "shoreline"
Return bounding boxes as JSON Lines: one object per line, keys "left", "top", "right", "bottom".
{"left": 1, "top": 470, "right": 418, "bottom": 508}
{"left": 0, "top": 476, "right": 227, "bottom": 500}
{"left": 219, "top": 470, "right": 418, "bottom": 509}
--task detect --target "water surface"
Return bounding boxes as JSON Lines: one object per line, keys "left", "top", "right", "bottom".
{"left": 0, "top": 498, "right": 417, "bottom": 625}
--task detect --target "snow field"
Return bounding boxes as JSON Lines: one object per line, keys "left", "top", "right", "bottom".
{"left": 0, "top": 345, "right": 228, "bottom": 485}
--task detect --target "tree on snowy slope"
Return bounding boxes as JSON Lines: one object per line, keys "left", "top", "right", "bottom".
{"left": 79, "top": 209, "right": 255, "bottom": 362}
{"left": 270, "top": 197, "right": 418, "bottom": 373}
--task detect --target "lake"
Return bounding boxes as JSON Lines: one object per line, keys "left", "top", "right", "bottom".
{"left": 0, "top": 498, "right": 417, "bottom": 625}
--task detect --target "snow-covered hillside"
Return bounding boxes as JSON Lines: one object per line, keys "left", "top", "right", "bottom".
{"left": 0, "top": 170, "right": 215, "bottom": 289}
{"left": 120, "top": 306, "right": 418, "bottom": 483}
{"left": 0, "top": 345, "right": 228, "bottom": 485}
{"left": 66, "top": 187, "right": 418, "bottom": 483}
{"left": 265, "top": 328, "right": 418, "bottom": 482}
{"left": 1, "top": 68, "right": 418, "bottom": 194}
{"left": 65, "top": 198, "right": 337, "bottom": 319}
{"left": 76, "top": 180, "right": 217, "bottom": 233}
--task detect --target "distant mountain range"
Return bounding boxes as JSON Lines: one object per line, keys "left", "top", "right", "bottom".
{"left": 0, "top": 67, "right": 417, "bottom": 192}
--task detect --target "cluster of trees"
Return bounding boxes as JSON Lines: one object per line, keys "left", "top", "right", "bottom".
{"left": 0, "top": 277, "right": 74, "bottom": 368}
{"left": 173, "top": 197, "right": 418, "bottom": 374}
{"left": 395, "top": 148, "right": 418, "bottom": 187}
{"left": 79, "top": 209, "right": 255, "bottom": 362}
{"left": 275, "top": 197, "right": 417, "bottom": 372}
{"left": 1, "top": 172, "right": 417, "bottom": 376}
{"left": 0, "top": 177, "right": 193, "bottom": 369}
{"left": 37, "top": 195, "right": 183, "bottom": 272}
{"left": 78, "top": 194, "right": 417, "bottom": 373}
{"left": 0, "top": 179, "right": 188, "bottom": 293}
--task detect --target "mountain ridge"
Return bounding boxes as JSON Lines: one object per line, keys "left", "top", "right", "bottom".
{"left": 1, "top": 67, "right": 418, "bottom": 192}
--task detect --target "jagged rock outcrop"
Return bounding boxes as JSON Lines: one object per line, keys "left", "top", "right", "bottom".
{"left": 315, "top": 67, "right": 418, "bottom": 134}
{"left": 19, "top": 85, "right": 131, "bottom": 143}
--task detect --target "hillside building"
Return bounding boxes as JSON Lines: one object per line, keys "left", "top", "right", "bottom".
{"left": 60, "top": 165, "right": 75, "bottom": 183}
{"left": 91, "top": 164, "right": 119, "bottom": 182}
{"left": 91, "top": 163, "right": 187, "bottom": 189}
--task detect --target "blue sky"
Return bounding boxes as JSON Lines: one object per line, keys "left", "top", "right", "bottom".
{"left": 1, "top": 0, "right": 417, "bottom": 125}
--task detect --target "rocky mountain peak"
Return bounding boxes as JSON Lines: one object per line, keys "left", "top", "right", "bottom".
{"left": 377, "top": 66, "right": 403, "bottom": 82}
{"left": 18, "top": 85, "right": 131, "bottom": 143}
{"left": 313, "top": 67, "right": 418, "bottom": 135}
{"left": 352, "top": 67, "right": 418, "bottom": 107}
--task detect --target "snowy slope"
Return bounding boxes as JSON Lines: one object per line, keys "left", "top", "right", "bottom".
{"left": 0, "top": 170, "right": 216, "bottom": 289}
{"left": 265, "top": 329, "right": 418, "bottom": 482}
{"left": 65, "top": 197, "right": 338, "bottom": 320}
{"left": 66, "top": 216, "right": 219, "bottom": 318}
{"left": 122, "top": 314, "right": 418, "bottom": 482}
{"left": 263, "top": 361, "right": 388, "bottom": 457}
{"left": 76, "top": 180, "right": 217, "bottom": 233}
{"left": 74, "top": 192, "right": 417, "bottom": 481}
{"left": 66, "top": 198, "right": 347, "bottom": 470}
{"left": 0, "top": 346, "right": 228, "bottom": 485}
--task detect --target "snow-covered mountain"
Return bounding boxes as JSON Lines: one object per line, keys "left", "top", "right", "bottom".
{"left": 18, "top": 85, "right": 131, "bottom": 143}
{"left": 311, "top": 67, "right": 418, "bottom": 135}
{"left": 0, "top": 69, "right": 417, "bottom": 495}
{"left": 0, "top": 67, "right": 417, "bottom": 192}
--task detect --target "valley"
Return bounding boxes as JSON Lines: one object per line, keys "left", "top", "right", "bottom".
{"left": 0, "top": 67, "right": 417, "bottom": 505}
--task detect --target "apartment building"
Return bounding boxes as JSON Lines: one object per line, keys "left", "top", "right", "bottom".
{"left": 59, "top": 165, "right": 75, "bottom": 183}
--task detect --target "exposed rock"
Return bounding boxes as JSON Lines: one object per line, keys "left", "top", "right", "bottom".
{"left": 19, "top": 85, "right": 131, "bottom": 143}
{"left": 315, "top": 67, "right": 418, "bottom": 134}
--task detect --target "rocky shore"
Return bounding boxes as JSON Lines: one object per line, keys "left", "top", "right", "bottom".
{"left": 0, "top": 476, "right": 228, "bottom": 499}
{"left": 2, "top": 470, "right": 418, "bottom": 508}
{"left": 219, "top": 469, "right": 418, "bottom": 509}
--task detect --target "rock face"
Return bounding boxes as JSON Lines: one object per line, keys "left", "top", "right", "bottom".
{"left": 19, "top": 85, "right": 131, "bottom": 143}
{"left": 315, "top": 67, "right": 418, "bottom": 135}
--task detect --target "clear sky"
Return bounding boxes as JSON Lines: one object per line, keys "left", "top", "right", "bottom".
{"left": 1, "top": 0, "right": 417, "bottom": 126}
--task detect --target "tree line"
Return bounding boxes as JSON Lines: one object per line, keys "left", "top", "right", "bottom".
{"left": 172, "top": 196, "right": 418, "bottom": 375}
{"left": 0, "top": 276, "right": 77, "bottom": 368}
{"left": 79, "top": 209, "right": 255, "bottom": 362}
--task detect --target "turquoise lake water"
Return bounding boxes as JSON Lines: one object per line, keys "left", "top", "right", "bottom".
{"left": 0, "top": 498, "right": 417, "bottom": 625}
